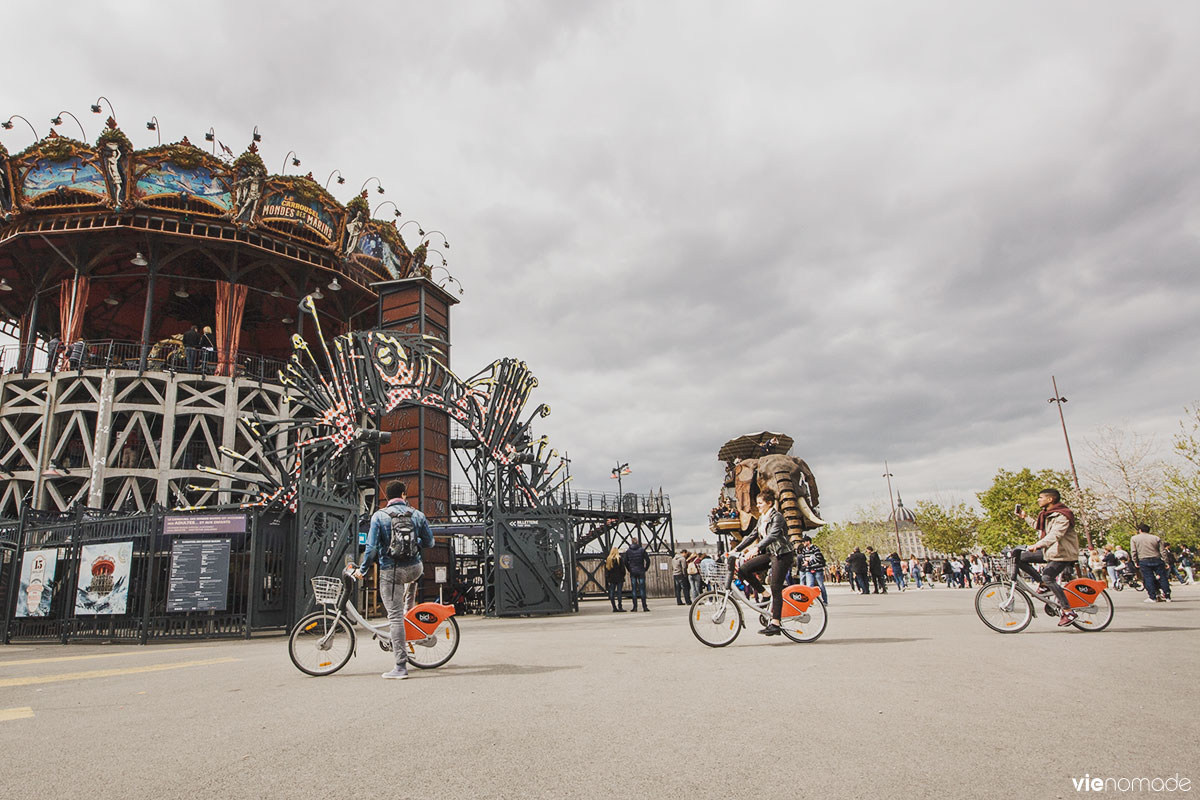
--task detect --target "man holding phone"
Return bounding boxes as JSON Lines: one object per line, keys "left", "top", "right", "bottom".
{"left": 1015, "top": 488, "right": 1080, "bottom": 626}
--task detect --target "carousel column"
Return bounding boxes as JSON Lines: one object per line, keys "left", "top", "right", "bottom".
{"left": 20, "top": 291, "right": 39, "bottom": 378}
{"left": 138, "top": 254, "right": 158, "bottom": 374}
{"left": 88, "top": 371, "right": 116, "bottom": 508}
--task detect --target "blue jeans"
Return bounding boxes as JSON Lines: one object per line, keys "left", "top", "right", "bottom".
{"left": 629, "top": 573, "right": 647, "bottom": 606}
{"left": 803, "top": 569, "right": 828, "bottom": 604}
{"left": 1139, "top": 559, "right": 1171, "bottom": 600}
{"left": 854, "top": 572, "right": 869, "bottom": 594}
{"left": 892, "top": 571, "right": 906, "bottom": 590}
{"left": 910, "top": 570, "right": 922, "bottom": 588}
{"left": 606, "top": 581, "right": 624, "bottom": 608}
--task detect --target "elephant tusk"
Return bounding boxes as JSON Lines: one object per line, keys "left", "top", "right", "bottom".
{"left": 798, "top": 496, "right": 826, "bottom": 526}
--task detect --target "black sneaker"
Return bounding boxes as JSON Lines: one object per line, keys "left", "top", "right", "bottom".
{"left": 758, "top": 624, "right": 782, "bottom": 636}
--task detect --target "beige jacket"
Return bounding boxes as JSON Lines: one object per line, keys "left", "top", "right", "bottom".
{"left": 1024, "top": 509, "right": 1079, "bottom": 562}
{"left": 1129, "top": 532, "right": 1166, "bottom": 564}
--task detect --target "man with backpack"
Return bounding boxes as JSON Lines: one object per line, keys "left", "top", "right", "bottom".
{"left": 356, "top": 480, "right": 434, "bottom": 679}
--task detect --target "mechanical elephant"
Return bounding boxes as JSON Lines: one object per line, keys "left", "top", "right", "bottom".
{"left": 724, "top": 454, "right": 825, "bottom": 547}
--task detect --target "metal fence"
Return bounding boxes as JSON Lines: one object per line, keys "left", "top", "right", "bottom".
{"left": 1, "top": 505, "right": 292, "bottom": 644}
{"left": 0, "top": 341, "right": 287, "bottom": 383}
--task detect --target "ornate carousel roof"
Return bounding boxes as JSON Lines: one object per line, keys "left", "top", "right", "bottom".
{"left": 0, "top": 115, "right": 450, "bottom": 351}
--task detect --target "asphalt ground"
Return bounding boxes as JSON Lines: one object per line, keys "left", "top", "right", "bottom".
{"left": 1, "top": 581, "right": 1196, "bottom": 800}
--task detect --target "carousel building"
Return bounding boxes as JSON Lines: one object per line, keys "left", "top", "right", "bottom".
{"left": 0, "top": 117, "right": 454, "bottom": 518}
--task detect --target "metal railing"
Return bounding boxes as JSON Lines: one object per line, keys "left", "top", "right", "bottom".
{"left": 450, "top": 483, "right": 670, "bottom": 515}
{"left": 0, "top": 341, "right": 288, "bottom": 383}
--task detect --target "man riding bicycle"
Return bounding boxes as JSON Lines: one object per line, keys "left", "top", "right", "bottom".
{"left": 1014, "top": 487, "right": 1080, "bottom": 627}
{"left": 732, "top": 489, "right": 794, "bottom": 637}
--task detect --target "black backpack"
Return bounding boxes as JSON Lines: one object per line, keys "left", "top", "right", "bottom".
{"left": 386, "top": 507, "right": 419, "bottom": 561}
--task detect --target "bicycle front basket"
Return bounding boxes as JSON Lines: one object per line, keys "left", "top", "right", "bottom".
{"left": 311, "top": 576, "right": 344, "bottom": 606}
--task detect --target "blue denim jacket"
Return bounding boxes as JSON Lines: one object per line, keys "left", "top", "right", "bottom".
{"left": 360, "top": 499, "right": 434, "bottom": 572}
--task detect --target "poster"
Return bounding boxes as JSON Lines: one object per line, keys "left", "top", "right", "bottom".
{"left": 166, "top": 538, "right": 231, "bottom": 612}
{"left": 75, "top": 541, "right": 134, "bottom": 615}
{"left": 16, "top": 548, "right": 57, "bottom": 617}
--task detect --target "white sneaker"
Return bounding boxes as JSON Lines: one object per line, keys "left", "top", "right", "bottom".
{"left": 1143, "top": 598, "right": 1159, "bottom": 604}
{"left": 382, "top": 666, "right": 409, "bottom": 679}
{"left": 1163, "top": 597, "right": 1173, "bottom": 603}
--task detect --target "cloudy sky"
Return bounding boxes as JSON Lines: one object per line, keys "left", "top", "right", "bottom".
{"left": 5, "top": 2, "right": 1198, "bottom": 541}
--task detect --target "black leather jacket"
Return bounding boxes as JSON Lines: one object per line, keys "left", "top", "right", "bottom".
{"left": 735, "top": 507, "right": 793, "bottom": 557}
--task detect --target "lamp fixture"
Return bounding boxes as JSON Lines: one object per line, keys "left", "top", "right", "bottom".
{"left": 327, "top": 277, "right": 341, "bottom": 291}
{"left": 174, "top": 285, "right": 189, "bottom": 298}
{"left": 131, "top": 252, "right": 148, "bottom": 266}
{"left": 0, "top": 277, "right": 12, "bottom": 292}
{"left": 269, "top": 287, "right": 283, "bottom": 298}
{"left": 281, "top": 316, "right": 294, "bottom": 324}
{"left": 104, "top": 293, "right": 120, "bottom": 306}
{"left": 310, "top": 288, "right": 324, "bottom": 301}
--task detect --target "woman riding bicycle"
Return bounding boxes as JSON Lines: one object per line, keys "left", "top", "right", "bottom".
{"left": 732, "top": 489, "right": 794, "bottom": 637}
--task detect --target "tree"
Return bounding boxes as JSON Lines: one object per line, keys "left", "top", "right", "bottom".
{"left": 975, "top": 467, "right": 1075, "bottom": 552}
{"left": 1085, "top": 425, "right": 1167, "bottom": 536}
{"left": 1164, "top": 406, "right": 1200, "bottom": 548}
{"left": 911, "top": 500, "right": 979, "bottom": 555}
{"left": 811, "top": 502, "right": 897, "bottom": 565}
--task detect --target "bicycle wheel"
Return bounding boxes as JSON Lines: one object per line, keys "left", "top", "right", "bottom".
{"left": 780, "top": 597, "right": 827, "bottom": 643}
{"left": 975, "top": 582, "right": 1032, "bottom": 633}
{"left": 1071, "top": 590, "right": 1114, "bottom": 632}
{"left": 289, "top": 611, "right": 356, "bottom": 676}
{"left": 406, "top": 617, "right": 460, "bottom": 669}
{"left": 689, "top": 591, "right": 742, "bottom": 647}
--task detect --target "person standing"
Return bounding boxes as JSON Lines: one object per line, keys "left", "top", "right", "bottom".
{"left": 908, "top": 555, "right": 923, "bottom": 589}
{"left": 848, "top": 548, "right": 869, "bottom": 595}
{"left": 1015, "top": 488, "right": 1082, "bottom": 625}
{"left": 887, "top": 551, "right": 906, "bottom": 592}
{"left": 672, "top": 548, "right": 692, "bottom": 605}
{"left": 604, "top": 546, "right": 627, "bottom": 612}
{"left": 867, "top": 547, "right": 885, "bottom": 594}
{"left": 687, "top": 552, "right": 704, "bottom": 601}
{"left": 1129, "top": 524, "right": 1172, "bottom": 603}
{"left": 182, "top": 324, "right": 202, "bottom": 373}
{"left": 623, "top": 539, "right": 650, "bottom": 612}
{"left": 199, "top": 326, "right": 216, "bottom": 375}
{"left": 1102, "top": 545, "right": 1121, "bottom": 587}
{"left": 798, "top": 535, "right": 828, "bottom": 605}
{"left": 1181, "top": 548, "right": 1195, "bottom": 585}
{"left": 45, "top": 335, "right": 61, "bottom": 375}
{"left": 355, "top": 480, "right": 435, "bottom": 679}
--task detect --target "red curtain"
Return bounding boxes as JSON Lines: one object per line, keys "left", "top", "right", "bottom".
{"left": 215, "top": 281, "right": 248, "bottom": 377}
{"left": 58, "top": 275, "right": 90, "bottom": 344}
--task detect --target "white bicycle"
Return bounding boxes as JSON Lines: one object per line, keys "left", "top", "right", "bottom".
{"left": 689, "top": 557, "right": 827, "bottom": 647}
{"left": 288, "top": 565, "right": 460, "bottom": 676}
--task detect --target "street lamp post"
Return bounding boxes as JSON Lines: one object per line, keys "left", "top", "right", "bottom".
{"left": 883, "top": 461, "right": 903, "bottom": 557}
{"left": 611, "top": 461, "right": 630, "bottom": 517}
{"left": 1048, "top": 376, "right": 1092, "bottom": 549}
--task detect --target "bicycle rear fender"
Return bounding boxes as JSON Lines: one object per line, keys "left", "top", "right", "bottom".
{"left": 405, "top": 602, "right": 456, "bottom": 639}
{"left": 780, "top": 584, "right": 820, "bottom": 616}
{"left": 1064, "top": 579, "right": 1106, "bottom": 608}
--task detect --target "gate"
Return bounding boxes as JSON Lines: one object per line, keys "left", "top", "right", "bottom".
{"left": 292, "top": 488, "right": 359, "bottom": 626}
{"left": 491, "top": 509, "right": 574, "bottom": 616}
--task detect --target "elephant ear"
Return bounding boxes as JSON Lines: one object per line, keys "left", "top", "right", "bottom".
{"left": 796, "top": 458, "right": 820, "bottom": 509}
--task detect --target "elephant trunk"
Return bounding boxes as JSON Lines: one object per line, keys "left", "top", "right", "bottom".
{"left": 773, "top": 468, "right": 813, "bottom": 551}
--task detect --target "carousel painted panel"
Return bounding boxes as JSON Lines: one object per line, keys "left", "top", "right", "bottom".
{"left": 18, "top": 153, "right": 109, "bottom": 208}
{"left": 354, "top": 223, "right": 409, "bottom": 279}
{"left": 133, "top": 146, "right": 233, "bottom": 215}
